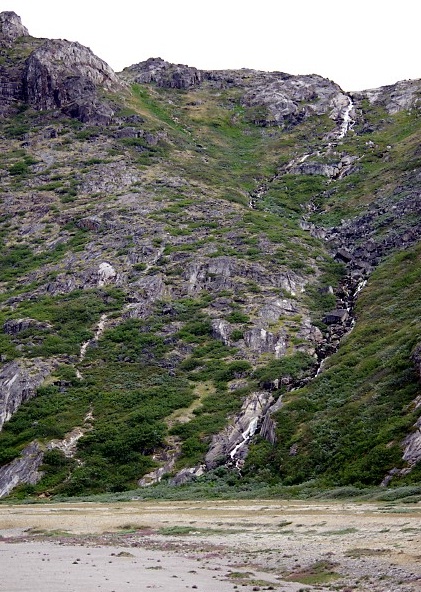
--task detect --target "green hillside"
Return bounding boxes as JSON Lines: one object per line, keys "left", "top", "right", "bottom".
{"left": 0, "top": 13, "right": 420, "bottom": 499}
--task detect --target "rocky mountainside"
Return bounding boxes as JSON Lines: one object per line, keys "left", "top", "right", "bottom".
{"left": 0, "top": 12, "right": 420, "bottom": 498}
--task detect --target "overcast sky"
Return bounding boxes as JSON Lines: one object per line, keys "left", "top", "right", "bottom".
{"left": 3, "top": 0, "right": 419, "bottom": 91}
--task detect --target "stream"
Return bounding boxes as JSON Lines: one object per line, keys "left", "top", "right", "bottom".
{"left": 337, "top": 96, "right": 355, "bottom": 139}
{"left": 76, "top": 314, "right": 108, "bottom": 379}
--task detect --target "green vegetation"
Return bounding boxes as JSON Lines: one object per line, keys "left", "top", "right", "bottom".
{"left": 0, "top": 288, "right": 125, "bottom": 358}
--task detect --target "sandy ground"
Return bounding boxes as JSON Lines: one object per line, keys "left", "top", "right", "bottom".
{"left": 0, "top": 499, "right": 420, "bottom": 591}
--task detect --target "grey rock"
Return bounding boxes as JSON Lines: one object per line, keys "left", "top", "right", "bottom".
{"left": 211, "top": 319, "right": 232, "bottom": 345}
{"left": 23, "top": 39, "right": 123, "bottom": 123}
{"left": 258, "top": 298, "right": 298, "bottom": 323}
{"left": 184, "top": 256, "right": 305, "bottom": 296}
{"left": 125, "top": 273, "right": 168, "bottom": 319}
{"left": 0, "top": 358, "right": 56, "bottom": 430}
{"left": 138, "top": 439, "right": 182, "bottom": 487}
{"left": 296, "top": 318, "right": 323, "bottom": 343}
{"left": 291, "top": 161, "right": 341, "bottom": 178}
{"left": 241, "top": 75, "right": 346, "bottom": 127}
{"left": 114, "top": 126, "right": 144, "bottom": 139}
{"left": 76, "top": 216, "right": 102, "bottom": 232}
{"left": 80, "top": 162, "right": 141, "bottom": 194}
{"left": 121, "top": 57, "right": 202, "bottom": 89}
{"left": 260, "top": 395, "right": 284, "bottom": 445}
{"left": 170, "top": 465, "right": 205, "bottom": 486}
{"left": 0, "top": 11, "right": 29, "bottom": 46}
{"left": 402, "top": 416, "right": 421, "bottom": 467}
{"left": 205, "top": 391, "right": 274, "bottom": 469}
{"left": 322, "top": 309, "right": 349, "bottom": 325}
{"left": 243, "top": 326, "right": 287, "bottom": 358}
{"left": 0, "top": 441, "right": 44, "bottom": 498}
{"left": 355, "top": 78, "right": 421, "bottom": 114}
{"left": 3, "top": 317, "right": 50, "bottom": 335}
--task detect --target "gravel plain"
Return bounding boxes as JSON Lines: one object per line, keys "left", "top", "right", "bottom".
{"left": 0, "top": 499, "right": 420, "bottom": 591}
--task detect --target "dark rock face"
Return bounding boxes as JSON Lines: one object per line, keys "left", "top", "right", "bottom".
{"left": 325, "top": 188, "right": 421, "bottom": 269}
{"left": 323, "top": 309, "right": 349, "bottom": 325}
{"left": 0, "top": 11, "right": 29, "bottom": 46}
{"left": 23, "top": 39, "right": 122, "bottom": 124}
{"left": 3, "top": 318, "right": 50, "bottom": 335}
{"left": 0, "top": 13, "right": 124, "bottom": 123}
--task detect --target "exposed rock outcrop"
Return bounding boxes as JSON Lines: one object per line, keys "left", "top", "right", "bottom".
{"left": 24, "top": 39, "right": 123, "bottom": 123}
{"left": 123, "top": 57, "right": 202, "bottom": 89}
{"left": 0, "top": 359, "right": 56, "bottom": 430}
{"left": 355, "top": 78, "right": 421, "bottom": 114}
{"left": 0, "top": 441, "right": 44, "bottom": 498}
{"left": 138, "top": 438, "right": 182, "bottom": 487}
{"left": 211, "top": 319, "right": 232, "bottom": 345}
{"left": 241, "top": 74, "right": 346, "bottom": 127}
{"left": 323, "top": 189, "right": 421, "bottom": 269}
{"left": 3, "top": 318, "right": 51, "bottom": 335}
{"left": 184, "top": 256, "right": 305, "bottom": 296}
{"left": 289, "top": 154, "right": 359, "bottom": 179}
{"left": 243, "top": 327, "right": 287, "bottom": 359}
{"left": 0, "top": 11, "right": 29, "bottom": 46}
{"left": 205, "top": 391, "right": 275, "bottom": 469}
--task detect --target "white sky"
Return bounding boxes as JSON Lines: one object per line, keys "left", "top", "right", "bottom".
{"left": 2, "top": 0, "right": 419, "bottom": 91}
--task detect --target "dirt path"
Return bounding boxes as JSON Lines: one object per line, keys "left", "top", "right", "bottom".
{"left": 0, "top": 499, "right": 420, "bottom": 591}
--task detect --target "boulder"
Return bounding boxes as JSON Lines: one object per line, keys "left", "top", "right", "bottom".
{"left": 323, "top": 309, "right": 349, "bottom": 325}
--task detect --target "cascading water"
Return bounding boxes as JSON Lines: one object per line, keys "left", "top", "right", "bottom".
{"left": 77, "top": 314, "right": 108, "bottom": 378}
{"left": 229, "top": 417, "right": 259, "bottom": 460}
{"left": 338, "top": 96, "right": 355, "bottom": 139}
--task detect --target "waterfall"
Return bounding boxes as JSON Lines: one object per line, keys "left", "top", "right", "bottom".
{"left": 338, "top": 97, "right": 355, "bottom": 139}
{"left": 78, "top": 313, "right": 108, "bottom": 371}
{"left": 229, "top": 416, "right": 259, "bottom": 460}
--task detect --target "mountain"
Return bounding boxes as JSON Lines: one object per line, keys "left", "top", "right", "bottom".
{"left": 0, "top": 12, "right": 420, "bottom": 498}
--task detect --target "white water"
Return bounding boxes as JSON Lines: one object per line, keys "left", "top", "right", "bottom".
{"left": 229, "top": 417, "right": 259, "bottom": 460}
{"left": 338, "top": 97, "right": 355, "bottom": 139}
{"left": 298, "top": 153, "right": 310, "bottom": 164}
{"left": 315, "top": 359, "right": 326, "bottom": 378}
{"left": 355, "top": 278, "right": 367, "bottom": 296}
{"left": 79, "top": 313, "right": 108, "bottom": 363}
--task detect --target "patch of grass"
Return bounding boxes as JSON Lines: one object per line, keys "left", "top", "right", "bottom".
{"left": 286, "top": 560, "right": 341, "bottom": 585}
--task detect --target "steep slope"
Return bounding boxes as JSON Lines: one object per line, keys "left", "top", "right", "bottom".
{"left": 0, "top": 12, "right": 419, "bottom": 497}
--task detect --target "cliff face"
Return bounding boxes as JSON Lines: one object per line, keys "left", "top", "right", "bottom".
{"left": 0, "top": 12, "right": 29, "bottom": 46}
{"left": 0, "top": 12, "right": 123, "bottom": 123}
{"left": 0, "top": 12, "right": 420, "bottom": 497}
